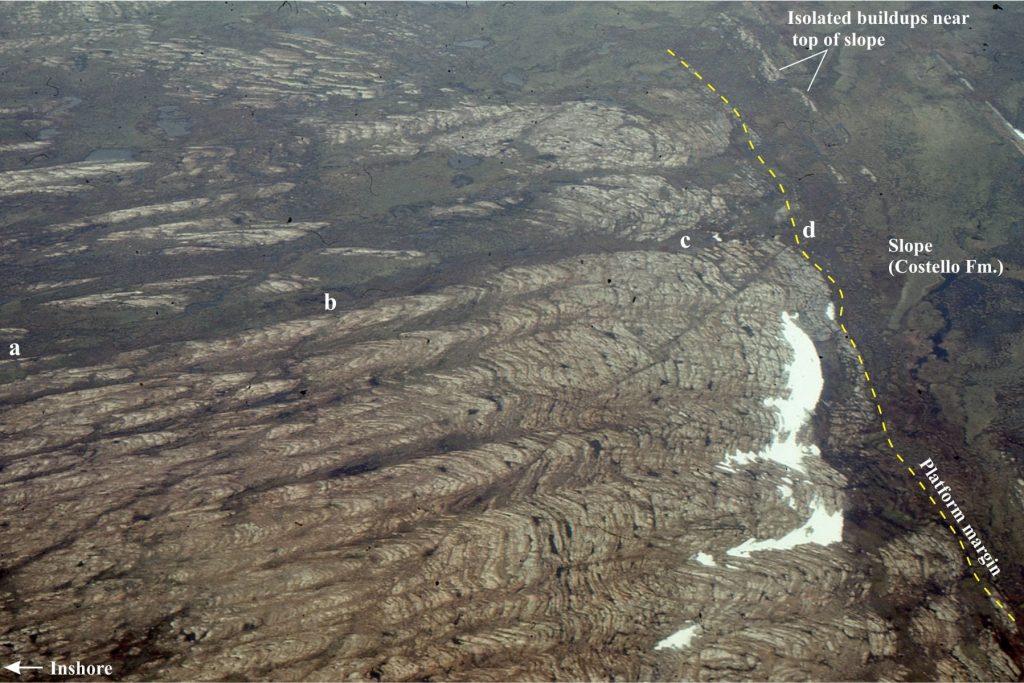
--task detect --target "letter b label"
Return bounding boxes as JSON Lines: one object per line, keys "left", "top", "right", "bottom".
{"left": 324, "top": 293, "right": 337, "bottom": 311}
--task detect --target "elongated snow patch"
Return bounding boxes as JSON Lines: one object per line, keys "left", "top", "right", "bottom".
{"left": 721, "top": 311, "right": 844, "bottom": 556}
{"left": 723, "top": 312, "right": 823, "bottom": 475}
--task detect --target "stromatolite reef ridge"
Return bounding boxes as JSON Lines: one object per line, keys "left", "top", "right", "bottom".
{"left": 1, "top": 3, "right": 1022, "bottom": 681}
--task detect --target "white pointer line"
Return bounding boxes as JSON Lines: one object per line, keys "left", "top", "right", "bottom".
{"left": 779, "top": 48, "right": 829, "bottom": 92}
{"left": 4, "top": 661, "right": 43, "bottom": 675}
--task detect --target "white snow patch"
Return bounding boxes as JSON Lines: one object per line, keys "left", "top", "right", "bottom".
{"left": 726, "top": 494, "right": 843, "bottom": 557}
{"left": 722, "top": 312, "right": 824, "bottom": 475}
{"left": 711, "top": 232, "right": 723, "bottom": 242}
{"left": 825, "top": 302, "right": 835, "bottom": 320}
{"left": 777, "top": 482, "right": 795, "bottom": 508}
{"left": 655, "top": 623, "right": 700, "bottom": 651}
{"left": 692, "top": 551, "right": 717, "bottom": 567}
{"left": 717, "top": 311, "right": 844, "bottom": 557}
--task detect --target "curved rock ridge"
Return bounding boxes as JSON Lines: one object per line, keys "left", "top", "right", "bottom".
{"left": 0, "top": 241, "right": 882, "bottom": 680}
{"left": 317, "top": 96, "right": 728, "bottom": 171}
{"left": 1, "top": 3, "right": 1019, "bottom": 680}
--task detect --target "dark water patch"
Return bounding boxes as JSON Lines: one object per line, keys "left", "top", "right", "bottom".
{"left": 85, "top": 148, "right": 135, "bottom": 162}
{"left": 930, "top": 274, "right": 1024, "bottom": 359}
{"left": 157, "top": 105, "right": 191, "bottom": 138}
{"left": 501, "top": 71, "right": 526, "bottom": 88}
{"left": 183, "top": 297, "right": 222, "bottom": 316}
{"left": 328, "top": 461, "right": 380, "bottom": 478}
{"left": 447, "top": 153, "right": 481, "bottom": 170}
{"left": 931, "top": 302, "right": 952, "bottom": 360}
{"left": 49, "top": 96, "right": 81, "bottom": 117}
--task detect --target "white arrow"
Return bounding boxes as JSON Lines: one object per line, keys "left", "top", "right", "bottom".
{"left": 778, "top": 48, "right": 829, "bottom": 92}
{"left": 4, "top": 661, "right": 43, "bottom": 675}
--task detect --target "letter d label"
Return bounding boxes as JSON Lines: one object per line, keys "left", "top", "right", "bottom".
{"left": 324, "top": 293, "right": 337, "bottom": 311}
{"left": 803, "top": 221, "right": 816, "bottom": 239}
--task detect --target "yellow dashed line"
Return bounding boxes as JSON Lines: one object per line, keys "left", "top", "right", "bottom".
{"left": 667, "top": 49, "right": 1016, "bottom": 627}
